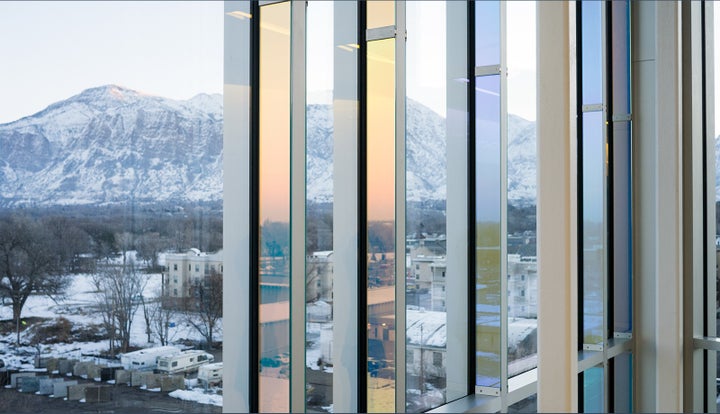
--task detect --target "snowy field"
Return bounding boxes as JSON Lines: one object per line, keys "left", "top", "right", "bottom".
{"left": 0, "top": 252, "right": 223, "bottom": 407}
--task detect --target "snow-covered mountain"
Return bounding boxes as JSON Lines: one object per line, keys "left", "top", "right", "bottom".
{"left": 508, "top": 114, "right": 537, "bottom": 206}
{"left": 0, "top": 85, "right": 538, "bottom": 208}
{"left": 0, "top": 85, "right": 223, "bottom": 207}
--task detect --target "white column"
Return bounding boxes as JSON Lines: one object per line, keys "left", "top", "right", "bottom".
{"left": 654, "top": 2, "right": 683, "bottom": 410}
{"left": 704, "top": 3, "right": 718, "bottom": 412}
{"left": 222, "top": 1, "right": 251, "bottom": 412}
{"left": 536, "top": 2, "right": 578, "bottom": 412}
{"left": 632, "top": 1, "right": 683, "bottom": 411}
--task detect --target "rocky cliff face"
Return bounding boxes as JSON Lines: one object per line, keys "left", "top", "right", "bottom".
{"left": 0, "top": 85, "right": 539, "bottom": 208}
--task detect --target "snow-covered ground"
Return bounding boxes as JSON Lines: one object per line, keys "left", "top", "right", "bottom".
{"left": 0, "top": 253, "right": 223, "bottom": 406}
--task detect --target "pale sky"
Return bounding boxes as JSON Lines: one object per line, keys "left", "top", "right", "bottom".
{"left": 0, "top": 1, "right": 223, "bottom": 124}
{"left": 0, "top": 1, "right": 536, "bottom": 125}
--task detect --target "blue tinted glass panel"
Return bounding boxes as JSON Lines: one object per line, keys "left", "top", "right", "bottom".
{"left": 582, "top": 111, "right": 605, "bottom": 345}
{"left": 611, "top": 0, "right": 631, "bottom": 335}
{"left": 613, "top": 121, "right": 631, "bottom": 334}
{"left": 583, "top": 366, "right": 604, "bottom": 413}
{"left": 611, "top": 0, "right": 630, "bottom": 115}
{"left": 475, "top": 1, "right": 500, "bottom": 67}
{"left": 581, "top": 1, "right": 603, "bottom": 105}
{"left": 614, "top": 353, "right": 632, "bottom": 412}
{"left": 475, "top": 75, "right": 501, "bottom": 388}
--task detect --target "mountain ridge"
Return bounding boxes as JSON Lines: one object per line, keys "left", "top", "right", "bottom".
{"left": 0, "top": 85, "right": 540, "bottom": 209}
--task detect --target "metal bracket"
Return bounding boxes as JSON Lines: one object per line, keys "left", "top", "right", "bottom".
{"left": 614, "top": 331, "right": 632, "bottom": 340}
{"left": 612, "top": 113, "right": 632, "bottom": 122}
{"left": 581, "top": 103, "right": 604, "bottom": 112}
{"left": 583, "top": 343, "right": 604, "bottom": 352}
{"left": 476, "top": 386, "right": 500, "bottom": 397}
{"left": 367, "top": 25, "right": 396, "bottom": 41}
{"left": 259, "top": 0, "right": 287, "bottom": 6}
{"left": 475, "top": 65, "right": 502, "bottom": 77}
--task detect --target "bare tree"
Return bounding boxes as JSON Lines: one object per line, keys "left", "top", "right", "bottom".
{"left": 185, "top": 271, "right": 222, "bottom": 349}
{"left": 93, "top": 260, "right": 148, "bottom": 355}
{"left": 148, "top": 296, "right": 177, "bottom": 346}
{"left": 0, "top": 216, "right": 69, "bottom": 344}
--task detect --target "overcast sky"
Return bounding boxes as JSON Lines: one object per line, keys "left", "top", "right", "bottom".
{"left": 0, "top": 1, "right": 224, "bottom": 124}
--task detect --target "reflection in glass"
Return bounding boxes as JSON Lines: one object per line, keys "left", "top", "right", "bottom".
{"left": 367, "top": 0, "right": 395, "bottom": 30}
{"left": 582, "top": 111, "right": 605, "bottom": 346}
{"left": 259, "top": 2, "right": 290, "bottom": 412}
{"left": 405, "top": 1, "right": 451, "bottom": 411}
{"left": 367, "top": 37, "right": 396, "bottom": 413}
{"left": 475, "top": 75, "right": 501, "bottom": 388}
{"left": 581, "top": 1, "right": 603, "bottom": 106}
{"left": 475, "top": 1, "right": 500, "bottom": 68}
{"left": 506, "top": 1, "right": 537, "bottom": 379}
{"left": 305, "top": 1, "right": 335, "bottom": 412}
{"left": 583, "top": 366, "right": 604, "bottom": 413}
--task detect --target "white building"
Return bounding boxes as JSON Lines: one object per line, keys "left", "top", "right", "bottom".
{"left": 507, "top": 254, "right": 538, "bottom": 319}
{"left": 306, "top": 251, "right": 333, "bottom": 303}
{"left": 163, "top": 248, "right": 223, "bottom": 299}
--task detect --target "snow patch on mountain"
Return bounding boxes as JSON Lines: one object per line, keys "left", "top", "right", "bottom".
{"left": 0, "top": 85, "right": 538, "bottom": 208}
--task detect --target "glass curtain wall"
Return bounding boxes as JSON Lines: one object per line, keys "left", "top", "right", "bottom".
{"left": 258, "top": 1, "right": 291, "bottom": 412}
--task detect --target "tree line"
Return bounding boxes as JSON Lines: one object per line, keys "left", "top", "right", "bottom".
{"left": 0, "top": 206, "right": 222, "bottom": 348}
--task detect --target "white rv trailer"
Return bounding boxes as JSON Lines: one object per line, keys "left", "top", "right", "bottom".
{"left": 156, "top": 350, "right": 214, "bottom": 374}
{"left": 120, "top": 346, "right": 181, "bottom": 371}
{"left": 197, "top": 362, "right": 223, "bottom": 386}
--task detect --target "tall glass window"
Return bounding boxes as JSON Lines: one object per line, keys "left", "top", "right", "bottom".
{"left": 506, "top": 1, "right": 538, "bottom": 379}
{"left": 475, "top": 0, "right": 502, "bottom": 391}
{"left": 366, "top": 34, "right": 396, "bottom": 412}
{"left": 580, "top": 0, "right": 605, "bottom": 349}
{"left": 305, "top": 1, "right": 336, "bottom": 411}
{"left": 258, "top": 1, "right": 291, "bottom": 412}
{"left": 405, "top": 1, "right": 468, "bottom": 411}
